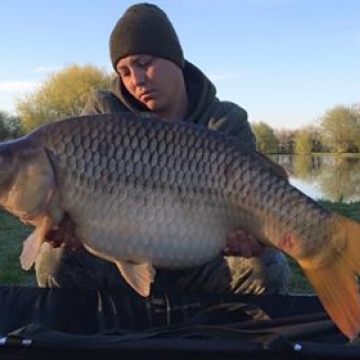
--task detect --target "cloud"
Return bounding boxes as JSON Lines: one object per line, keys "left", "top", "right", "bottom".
{"left": 0, "top": 81, "right": 39, "bottom": 94}
{"left": 0, "top": 81, "right": 40, "bottom": 113}
{"left": 35, "top": 65, "right": 63, "bottom": 73}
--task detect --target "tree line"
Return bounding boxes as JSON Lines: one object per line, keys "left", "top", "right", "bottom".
{"left": 252, "top": 103, "right": 360, "bottom": 154}
{"left": 0, "top": 112, "right": 23, "bottom": 140}
{"left": 0, "top": 64, "right": 112, "bottom": 141}
{"left": 0, "top": 63, "right": 359, "bottom": 154}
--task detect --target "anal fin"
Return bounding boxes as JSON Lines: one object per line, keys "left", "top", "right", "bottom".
{"left": 115, "top": 261, "right": 156, "bottom": 297}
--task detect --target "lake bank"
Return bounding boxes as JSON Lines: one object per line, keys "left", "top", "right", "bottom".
{"left": 270, "top": 154, "right": 360, "bottom": 203}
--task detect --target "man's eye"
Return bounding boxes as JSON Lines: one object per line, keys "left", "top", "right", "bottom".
{"left": 119, "top": 69, "right": 130, "bottom": 77}
{"left": 138, "top": 59, "right": 152, "bottom": 67}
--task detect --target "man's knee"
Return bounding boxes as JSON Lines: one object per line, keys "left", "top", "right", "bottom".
{"left": 35, "top": 243, "right": 130, "bottom": 289}
{"left": 35, "top": 243, "right": 100, "bottom": 288}
{"left": 227, "top": 248, "right": 291, "bottom": 295}
{"left": 35, "top": 243, "right": 66, "bottom": 287}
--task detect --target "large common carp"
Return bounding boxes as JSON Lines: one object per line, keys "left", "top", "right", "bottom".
{"left": 0, "top": 113, "right": 360, "bottom": 339}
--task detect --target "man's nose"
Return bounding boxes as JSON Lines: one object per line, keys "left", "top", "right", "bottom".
{"left": 132, "top": 68, "right": 146, "bottom": 86}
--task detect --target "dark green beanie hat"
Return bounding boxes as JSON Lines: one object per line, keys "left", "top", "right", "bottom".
{"left": 110, "top": 3, "right": 184, "bottom": 70}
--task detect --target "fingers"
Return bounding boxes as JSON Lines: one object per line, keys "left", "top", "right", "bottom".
{"left": 47, "top": 232, "right": 82, "bottom": 252}
{"left": 223, "top": 229, "right": 265, "bottom": 258}
{"left": 224, "top": 230, "right": 250, "bottom": 256}
{"left": 44, "top": 215, "right": 82, "bottom": 252}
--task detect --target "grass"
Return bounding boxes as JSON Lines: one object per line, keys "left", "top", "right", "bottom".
{"left": 0, "top": 211, "right": 35, "bottom": 285}
{"left": 0, "top": 201, "right": 360, "bottom": 293}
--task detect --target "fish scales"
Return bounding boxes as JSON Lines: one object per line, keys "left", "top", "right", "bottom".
{"left": 1, "top": 114, "right": 339, "bottom": 263}
{"left": 40, "top": 115, "right": 241, "bottom": 266}
{"left": 33, "top": 114, "right": 328, "bottom": 264}
{"left": 1, "top": 112, "right": 360, "bottom": 339}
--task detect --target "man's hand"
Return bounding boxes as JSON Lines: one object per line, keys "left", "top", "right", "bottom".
{"left": 222, "top": 229, "right": 265, "bottom": 258}
{"left": 45, "top": 214, "right": 82, "bottom": 251}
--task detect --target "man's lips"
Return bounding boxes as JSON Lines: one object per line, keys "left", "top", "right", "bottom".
{"left": 139, "top": 90, "right": 156, "bottom": 101}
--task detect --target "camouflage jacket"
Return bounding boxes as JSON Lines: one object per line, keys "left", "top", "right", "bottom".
{"left": 82, "top": 60, "right": 256, "bottom": 150}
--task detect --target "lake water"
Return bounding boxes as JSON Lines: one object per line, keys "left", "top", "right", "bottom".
{"left": 270, "top": 154, "right": 360, "bottom": 203}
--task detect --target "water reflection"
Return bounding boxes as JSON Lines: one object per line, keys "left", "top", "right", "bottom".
{"left": 270, "top": 155, "right": 360, "bottom": 202}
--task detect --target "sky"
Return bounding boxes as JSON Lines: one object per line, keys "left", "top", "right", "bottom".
{"left": 0, "top": 0, "right": 359, "bottom": 130}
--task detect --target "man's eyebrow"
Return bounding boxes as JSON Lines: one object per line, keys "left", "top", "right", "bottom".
{"left": 117, "top": 55, "right": 154, "bottom": 71}
{"left": 133, "top": 55, "right": 153, "bottom": 62}
{"left": 118, "top": 56, "right": 142, "bottom": 67}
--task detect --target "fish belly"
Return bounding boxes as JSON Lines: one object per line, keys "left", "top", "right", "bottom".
{"left": 61, "top": 181, "right": 234, "bottom": 268}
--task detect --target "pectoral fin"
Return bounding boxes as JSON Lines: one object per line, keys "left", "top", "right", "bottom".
{"left": 115, "top": 261, "right": 156, "bottom": 297}
{"left": 20, "top": 214, "right": 55, "bottom": 270}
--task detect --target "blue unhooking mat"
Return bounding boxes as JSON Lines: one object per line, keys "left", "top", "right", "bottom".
{"left": 0, "top": 286, "right": 359, "bottom": 359}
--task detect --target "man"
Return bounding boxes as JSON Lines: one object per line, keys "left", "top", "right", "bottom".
{"left": 35, "top": 3, "right": 290, "bottom": 295}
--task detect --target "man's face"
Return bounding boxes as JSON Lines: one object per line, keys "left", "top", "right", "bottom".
{"left": 116, "top": 54, "right": 184, "bottom": 115}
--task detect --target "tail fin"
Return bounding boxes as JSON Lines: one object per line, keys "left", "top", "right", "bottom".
{"left": 300, "top": 214, "right": 360, "bottom": 340}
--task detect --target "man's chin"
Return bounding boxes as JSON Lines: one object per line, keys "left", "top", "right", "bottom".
{"left": 142, "top": 100, "right": 158, "bottom": 111}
